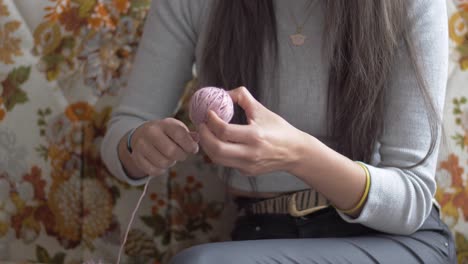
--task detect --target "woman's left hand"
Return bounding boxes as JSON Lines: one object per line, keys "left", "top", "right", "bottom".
{"left": 198, "top": 86, "right": 308, "bottom": 176}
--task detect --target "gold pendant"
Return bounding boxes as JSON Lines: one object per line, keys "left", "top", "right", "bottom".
{"left": 290, "top": 33, "right": 306, "bottom": 46}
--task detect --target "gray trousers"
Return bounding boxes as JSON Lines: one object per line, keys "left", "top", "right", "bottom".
{"left": 170, "top": 205, "right": 456, "bottom": 264}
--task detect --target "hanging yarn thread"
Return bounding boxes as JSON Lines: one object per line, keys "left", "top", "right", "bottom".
{"left": 189, "top": 87, "right": 234, "bottom": 126}
{"left": 83, "top": 177, "right": 153, "bottom": 264}
{"left": 115, "top": 177, "right": 153, "bottom": 264}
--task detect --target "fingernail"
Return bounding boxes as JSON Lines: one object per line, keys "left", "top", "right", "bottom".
{"left": 194, "top": 145, "right": 199, "bottom": 154}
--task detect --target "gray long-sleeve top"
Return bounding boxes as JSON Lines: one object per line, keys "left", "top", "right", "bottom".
{"left": 101, "top": 0, "right": 449, "bottom": 235}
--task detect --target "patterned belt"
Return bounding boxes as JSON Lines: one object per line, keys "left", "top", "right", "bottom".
{"left": 241, "top": 189, "right": 331, "bottom": 217}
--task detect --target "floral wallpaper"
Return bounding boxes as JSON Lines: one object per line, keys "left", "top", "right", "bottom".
{"left": 0, "top": 0, "right": 466, "bottom": 263}
{"left": 451, "top": 0, "right": 468, "bottom": 71}
{"left": 438, "top": 1, "right": 468, "bottom": 263}
{"left": 32, "top": 0, "right": 148, "bottom": 96}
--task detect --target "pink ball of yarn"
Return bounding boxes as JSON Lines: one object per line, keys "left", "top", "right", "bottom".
{"left": 189, "top": 87, "right": 234, "bottom": 126}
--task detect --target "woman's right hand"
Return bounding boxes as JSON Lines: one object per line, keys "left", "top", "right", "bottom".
{"left": 120, "top": 118, "right": 199, "bottom": 179}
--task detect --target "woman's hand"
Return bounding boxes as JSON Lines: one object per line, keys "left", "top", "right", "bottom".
{"left": 199, "top": 86, "right": 307, "bottom": 176}
{"left": 198, "top": 87, "right": 368, "bottom": 215}
{"left": 121, "top": 118, "right": 199, "bottom": 178}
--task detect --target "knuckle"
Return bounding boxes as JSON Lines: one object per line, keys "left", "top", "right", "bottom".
{"left": 239, "top": 86, "right": 248, "bottom": 94}
{"left": 156, "top": 161, "right": 168, "bottom": 169}
{"left": 248, "top": 150, "right": 261, "bottom": 163}
{"left": 257, "top": 130, "right": 265, "bottom": 140}
{"left": 148, "top": 167, "right": 160, "bottom": 176}
{"left": 142, "top": 121, "right": 153, "bottom": 129}
{"left": 159, "top": 118, "right": 172, "bottom": 129}
{"left": 251, "top": 130, "right": 264, "bottom": 141}
{"left": 178, "top": 153, "right": 188, "bottom": 161}
{"left": 251, "top": 130, "right": 268, "bottom": 146}
{"left": 148, "top": 124, "right": 162, "bottom": 135}
{"left": 160, "top": 158, "right": 174, "bottom": 168}
{"left": 173, "top": 129, "right": 185, "bottom": 141}
{"left": 172, "top": 150, "right": 186, "bottom": 161}
{"left": 212, "top": 143, "right": 223, "bottom": 155}
{"left": 161, "top": 117, "right": 173, "bottom": 124}
{"left": 252, "top": 155, "right": 260, "bottom": 164}
{"left": 163, "top": 117, "right": 184, "bottom": 128}
{"left": 165, "top": 146, "right": 177, "bottom": 158}
{"left": 218, "top": 126, "right": 229, "bottom": 140}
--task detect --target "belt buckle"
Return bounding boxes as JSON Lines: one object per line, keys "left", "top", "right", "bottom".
{"left": 287, "top": 193, "right": 328, "bottom": 217}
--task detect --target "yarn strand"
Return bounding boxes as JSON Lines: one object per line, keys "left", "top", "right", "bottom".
{"left": 116, "top": 176, "right": 153, "bottom": 264}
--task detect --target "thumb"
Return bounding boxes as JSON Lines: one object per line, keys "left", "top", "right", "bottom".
{"left": 227, "top": 86, "right": 260, "bottom": 114}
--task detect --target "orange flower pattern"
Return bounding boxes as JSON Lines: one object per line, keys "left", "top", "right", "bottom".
{"left": 33, "top": 0, "right": 147, "bottom": 95}
{"left": 0, "top": 0, "right": 23, "bottom": 64}
{"left": 450, "top": 2, "right": 468, "bottom": 70}
{"left": 65, "top": 102, "right": 95, "bottom": 122}
{"left": 436, "top": 96, "right": 468, "bottom": 260}
{"left": 0, "top": 98, "right": 5, "bottom": 121}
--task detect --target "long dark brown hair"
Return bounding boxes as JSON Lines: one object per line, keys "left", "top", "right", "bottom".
{"left": 199, "top": 0, "right": 439, "bottom": 167}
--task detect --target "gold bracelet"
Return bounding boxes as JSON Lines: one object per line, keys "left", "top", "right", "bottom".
{"left": 337, "top": 161, "right": 371, "bottom": 215}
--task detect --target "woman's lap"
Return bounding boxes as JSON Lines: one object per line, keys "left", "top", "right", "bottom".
{"left": 170, "top": 231, "right": 451, "bottom": 264}
{"left": 170, "top": 205, "right": 455, "bottom": 264}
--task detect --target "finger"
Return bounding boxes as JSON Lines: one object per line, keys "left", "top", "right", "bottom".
{"left": 166, "top": 126, "right": 199, "bottom": 154}
{"left": 227, "top": 86, "right": 260, "bottom": 115}
{"left": 199, "top": 123, "right": 250, "bottom": 165}
{"left": 205, "top": 110, "right": 253, "bottom": 143}
{"left": 142, "top": 156, "right": 166, "bottom": 176}
{"left": 146, "top": 129, "right": 188, "bottom": 161}
{"left": 134, "top": 153, "right": 164, "bottom": 177}
{"left": 140, "top": 142, "right": 177, "bottom": 169}
{"left": 162, "top": 119, "right": 199, "bottom": 154}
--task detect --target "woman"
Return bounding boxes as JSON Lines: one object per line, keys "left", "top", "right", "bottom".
{"left": 101, "top": 0, "right": 456, "bottom": 263}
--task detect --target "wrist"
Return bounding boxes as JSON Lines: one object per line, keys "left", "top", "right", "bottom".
{"left": 334, "top": 162, "right": 370, "bottom": 216}
{"left": 118, "top": 130, "right": 147, "bottom": 179}
{"left": 126, "top": 127, "right": 137, "bottom": 153}
{"left": 285, "top": 130, "right": 316, "bottom": 175}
